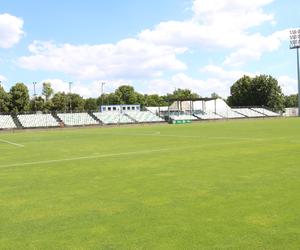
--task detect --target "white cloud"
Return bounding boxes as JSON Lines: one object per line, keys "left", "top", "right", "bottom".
{"left": 201, "top": 65, "right": 256, "bottom": 80}
{"left": 18, "top": 0, "right": 287, "bottom": 81}
{"left": 139, "top": 0, "right": 288, "bottom": 66}
{"left": 0, "top": 74, "right": 7, "bottom": 89}
{"left": 18, "top": 39, "right": 187, "bottom": 80}
{"left": 38, "top": 71, "right": 235, "bottom": 98}
{"left": 0, "top": 74, "right": 6, "bottom": 82}
{"left": 15, "top": 0, "right": 293, "bottom": 97}
{"left": 224, "top": 29, "right": 289, "bottom": 66}
{"left": 146, "top": 72, "right": 229, "bottom": 97}
{"left": 278, "top": 75, "right": 298, "bottom": 95}
{"left": 37, "top": 79, "right": 134, "bottom": 98}
{"left": 192, "top": 0, "right": 274, "bottom": 27}
{"left": 0, "top": 13, "right": 24, "bottom": 48}
{"left": 36, "top": 69, "right": 297, "bottom": 99}
{"left": 140, "top": 0, "right": 275, "bottom": 48}
{"left": 147, "top": 65, "right": 259, "bottom": 97}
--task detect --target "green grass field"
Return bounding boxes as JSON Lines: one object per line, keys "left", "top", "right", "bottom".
{"left": 1, "top": 118, "right": 300, "bottom": 249}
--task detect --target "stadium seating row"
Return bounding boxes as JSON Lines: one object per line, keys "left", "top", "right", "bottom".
{"left": 232, "top": 108, "right": 265, "bottom": 117}
{"left": 0, "top": 115, "right": 17, "bottom": 129}
{"left": 150, "top": 99, "right": 280, "bottom": 121}
{"left": 126, "top": 111, "right": 164, "bottom": 123}
{"left": 194, "top": 112, "right": 223, "bottom": 120}
{"left": 93, "top": 112, "right": 134, "bottom": 124}
{"left": 251, "top": 108, "right": 280, "bottom": 117}
{"left": 0, "top": 107, "right": 280, "bottom": 130}
{"left": 18, "top": 114, "right": 59, "bottom": 128}
{"left": 57, "top": 113, "right": 98, "bottom": 126}
{"left": 0, "top": 111, "right": 164, "bottom": 129}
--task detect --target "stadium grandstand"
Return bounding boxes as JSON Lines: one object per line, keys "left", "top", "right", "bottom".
{"left": 57, "top": 113, "right": 99, "bottom": 126}
{"left": 125, "top": 111, "right": 164, "bottom": 123}
{"left": 157, "top": 98, "right": 281, "bottom": 123}
{"left": 232, "top": 108, "right": 266, "bottom": 118}
{"left": 17, "top": 114, "right": 60, "bottom": 128}
{"left": 251, "top": 108, "right": 280, "bottom": 117}
{"left": 0, "top": 99, "right": 282, "bottom": 130}
{"left": 0, "top": 115, "right": 17, "bottom": 129}
{"left": 93, "top": 112, "right": 134, "bottom": 124}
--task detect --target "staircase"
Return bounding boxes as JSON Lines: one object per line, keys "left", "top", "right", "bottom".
{"left": 124, "top": 113, "right": 138, "bottom": 123}
{"left": 51, "top": 112, "right": 65, "bottom": 127}
{"left": 11, "top": 114, "right": 23, "bottom": 129}
{"left": 88, "top": 112, "right": 102, "bottom": 125}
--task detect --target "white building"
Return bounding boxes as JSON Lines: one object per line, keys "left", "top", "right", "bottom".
{"left": 100, "top": 105, "right": 140, "bottom": 112}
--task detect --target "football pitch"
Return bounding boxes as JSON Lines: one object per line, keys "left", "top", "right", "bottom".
{"left": 1, "top": 118, "right": 300, "bottom": 249}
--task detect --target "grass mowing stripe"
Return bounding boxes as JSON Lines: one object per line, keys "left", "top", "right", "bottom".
{"left": 97, "top": 131, "right": 285, "bottom": 142}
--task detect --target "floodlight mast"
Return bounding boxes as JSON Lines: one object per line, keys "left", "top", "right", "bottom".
{"left": 290, "top": 29, "right": 300, "bottom": 116}
{"left": 69, "top": 82, "right": 73, "bottom": 113}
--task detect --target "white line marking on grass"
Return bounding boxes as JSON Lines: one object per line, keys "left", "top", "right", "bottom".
{"left": 0, "top": 140, "right": 246, "bottom": 170}
{"left": 0, "top": 139, "right": 24, "bottom": 148}
{"left": 0, "top": 148, "right": 172, "bottom": 169}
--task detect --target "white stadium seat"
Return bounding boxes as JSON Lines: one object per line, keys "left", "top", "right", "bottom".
{"left": 18, "top": 114, "right": 59, "bottom": 128}
{"left": 251, "top": 108, "right": 280, "bottom": 117}
{"left": 233, "top": 108, "right": 265, "bottom": 117}
{"left": 216, "top": 110, "right": 245, "bottom": 119}
{"left": 58, "top": 113, "right": 98, "bottom": 126}
{"left": 0, "top": 115, "right": 16, "bottom": 129}
{"left": 194, "top": 112, "right": 223, "bottom": 120}
{"left": 93, "top": 112, "right": 134, "bottom": 124}
{"left": 126, "top": 111, "right": 164, "bottom": 122}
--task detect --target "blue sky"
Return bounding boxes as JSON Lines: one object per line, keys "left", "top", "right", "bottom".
{"left": 0, "top": 0, "right": 299, "bottom": 97}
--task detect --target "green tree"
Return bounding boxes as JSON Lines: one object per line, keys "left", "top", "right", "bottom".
{"left": 9, "top": 83, "right": 30, "bottom": 113}
{"left": 42, "top": 82, "right": 54, "bottom": 101}
{"left": 68, "top": 93, "right": 85, "bottom": 112}
{"left": 0, "top": 85, "right": 10, "bottom": 113}
{"left": 227, "top": 75, "right": 253, "bottom": 106}
{"left": 284, "top": 94, "right": 298, "bottom": 107}
{"left": 98, "top": 93, "right": 121, "bottom": 106}
{"left": 144, "top": 94, "right": 165, "bottom": 107}
{"left": 84, "top": 98, "right": 98, "bottom": 111}
{"left": 136, "top": 93, "right": 146, "bottom": 109}
{"left": 228, "top": 75, "right": 284, "bottom": 111}
{"left": 43, "top": 100, "right": 54, "bottom": 112}
{"left": 52, "top": 92, "right": 68, "bottom": 112}
{"left": 170, "top": 88, "right": 199, "bottom": 100}
{"left": 115, "top": 85, "right": 138, "bottom": 104}
{"left": 211, "top": 92, "right": 221, "bottom": 99}
{"left": 30, "top": 96, "right": 45, "bottom": 112}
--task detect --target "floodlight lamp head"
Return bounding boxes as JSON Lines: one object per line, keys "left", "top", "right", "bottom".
{"left": 290, "top": 29, "right": 300, "bottom": 49}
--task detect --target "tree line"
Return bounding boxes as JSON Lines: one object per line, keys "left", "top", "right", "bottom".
{"left": 0, "top": 75, "right": 298, "bottom": 113}
{"left": 0, "top": 83, "right": 199, "bottom": 113}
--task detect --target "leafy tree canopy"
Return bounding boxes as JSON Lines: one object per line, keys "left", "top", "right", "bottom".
{"left": 228, "top": 75, "right": 284, "bottom": 111}
{"left": 9, "top": 83, "right": 30, "bottom": 113}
